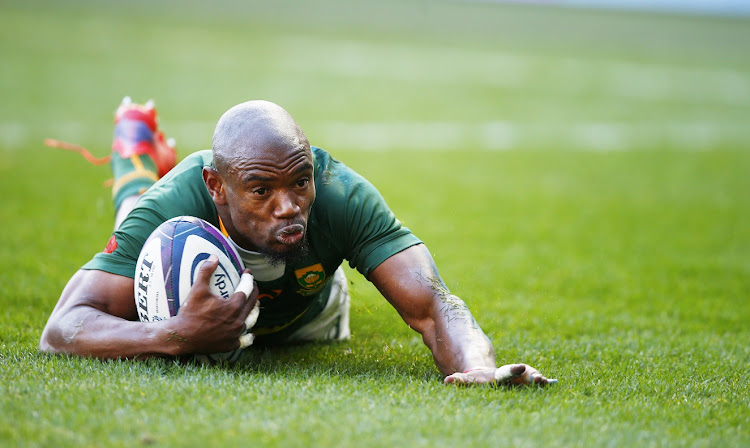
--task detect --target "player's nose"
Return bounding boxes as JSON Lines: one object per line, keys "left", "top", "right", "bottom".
{"left": 273, "top": 190, "right": 301, "bottom": 218}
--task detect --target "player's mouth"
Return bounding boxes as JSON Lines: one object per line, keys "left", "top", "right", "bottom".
{"left": 276, "top": 223, "right": 305, "bottom": 245}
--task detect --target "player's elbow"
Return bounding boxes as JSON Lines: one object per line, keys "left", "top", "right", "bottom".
{"left": 38, "top": 335, "right": 58, "bottom": 354}
{"left": 38, "top": 310, "right": 81, "bottom": 356}
{"left": 38, "top": 322, "right": 62, "bottom": 354}
{"left": 38, "top": 314, "right": 71, "bottom": 355}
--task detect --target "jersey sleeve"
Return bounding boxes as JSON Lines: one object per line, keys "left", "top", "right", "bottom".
{"left": 82, "top": 151, "right": 218, "bottom": 278}
{"left": 82, "top": 200, "right": 177, "bottom": 278}
{"left": 313, "top": 150, "right": 422, "bottom": 277}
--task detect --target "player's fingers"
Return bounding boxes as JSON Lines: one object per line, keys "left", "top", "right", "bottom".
{"left": 494, "top": 364, "right": 523, "bottom": 382}
{"left": 193, "top": 255, "right": 219, "bottom": 291}
{"left": 495, "top": 364, "right": 558, "bottom": 386}
{"left": 233, "top": 271, "right": 254, "bottom": 300}
{"left": 229, "top": 271, "right": 260, "bottom": 334}
{"left": 244, "top": 301, "right": 260, "bottom": 329}
{"left": 530, "top": 372, "right": 558, "bottom": 385}
{"left": 235, "top": 273, "right": 260, "bottom": 321}
{"left": 524, "top": 369, "right": 556, "bottom": 386}
{"left": 443, "top": 372, "right": 466, "bottom": 384}
{"left": 238, "top": 332, "right": 255, "bottom": 349}
{"left": 494, "top": 364, "right": 528, "bottom": 383}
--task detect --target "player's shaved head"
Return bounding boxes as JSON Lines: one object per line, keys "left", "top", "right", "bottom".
{"left": 211, "top": 100, "right": 310, "bottom": 175}
{"left": 205, "top": 100, "right": 316, "bottom": 262}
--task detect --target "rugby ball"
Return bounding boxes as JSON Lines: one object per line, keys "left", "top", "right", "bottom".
{"left": 134, "top": 216, "right": 246, "bottom": 363}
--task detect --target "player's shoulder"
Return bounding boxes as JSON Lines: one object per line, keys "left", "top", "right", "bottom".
{"left": 171, "top": 149, "right": 213, "bottom": 174}
{"left": 311, "top": 146, "right": 369, "bottom": 193}
{"left": 135, "top": 149, "right": 215, "bottom": 212}
{"left": 310, "top": 145, "right": 388, "bottom": 224}
{"left": 146, "top": 149, "right": 212, "bottom": 190}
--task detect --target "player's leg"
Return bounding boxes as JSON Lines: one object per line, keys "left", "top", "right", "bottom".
{"left": 111, "top": 97, "right": 176, "bottom": 229}
{"left": 114, "top": 195, "right": 141, "bottom": 229}
{"left": 285, "top": 267, "right": 351, "bottom": 342}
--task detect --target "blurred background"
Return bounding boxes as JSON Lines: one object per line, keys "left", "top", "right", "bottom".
{"left": 1, "top": 0, "right": 749, "bottom": 156}
{"left": 2, "top": 4, "right": 748, "bottom": 445}
{"left": 2, "top": 0, "right": 748, "bottom": 292}
{"left": 2, "top": 4, "right": 748, "bottom": 447}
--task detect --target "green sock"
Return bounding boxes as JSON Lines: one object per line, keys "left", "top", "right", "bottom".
{"left": 111, "top": 153, "right": 160, "bottom": 211}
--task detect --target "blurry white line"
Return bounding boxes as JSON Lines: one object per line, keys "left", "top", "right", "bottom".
{"left": 468, "top": 0, "right": 750, "bottom": 17}
{"left": 315, "top": 121, "right": 750, "bottom": 151}
{"left": 0, "top": 122, "right": 26, "bottom": 148}
{"left": 277, "top": 37, "right": 750, "bottom": 106}
{"left": 8, "top": 120, "right": 748, "bottom": 152}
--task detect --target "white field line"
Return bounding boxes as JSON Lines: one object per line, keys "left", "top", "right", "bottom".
{"left": 6, "top": 120, "right": 749, "bottom": 152}
{"left": 469, "top": 0, "right": 750, "bottom": 17}
{"left": 314, "top": 121, "right": 750, "bottom": 151}
{"left": 276, "top": 37, "right": 750, "bottom": 106}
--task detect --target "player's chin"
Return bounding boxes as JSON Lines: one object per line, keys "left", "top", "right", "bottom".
{"left": 263, "top": 237, "right": 309, "bottom": 264}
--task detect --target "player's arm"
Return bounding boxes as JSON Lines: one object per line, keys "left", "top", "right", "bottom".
{"left": 368, "top": 243, "right": 554, "bottom": 386}
{"left": 39, "top": 257, "right": 257, "bottom": 359}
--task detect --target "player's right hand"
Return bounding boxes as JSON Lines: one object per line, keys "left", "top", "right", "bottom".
{"left": 443, "top": 364, "right": 557, "bottom": 386}
{"left": 170, "top": 255, "right": 259, "bottom": 355}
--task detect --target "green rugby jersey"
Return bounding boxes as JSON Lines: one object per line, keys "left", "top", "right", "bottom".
{"left": 84, "top": 147, "right": 421, "bottom": 341}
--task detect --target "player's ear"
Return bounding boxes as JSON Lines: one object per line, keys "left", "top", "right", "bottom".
{"left": 203, "top": 167, "right": 228, "bottom": 206}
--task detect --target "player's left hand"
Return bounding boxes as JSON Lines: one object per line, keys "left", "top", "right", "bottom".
{"left": 443, "top": 364, "right": 557, "bottom": 386}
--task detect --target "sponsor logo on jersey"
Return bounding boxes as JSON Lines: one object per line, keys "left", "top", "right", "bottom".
{"left": 295, "top": 263, "right": 326, "bottom": 296}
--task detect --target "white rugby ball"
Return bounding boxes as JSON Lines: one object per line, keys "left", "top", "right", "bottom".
{"left": 134, "top": 216, "right": 246, "bottom": 363}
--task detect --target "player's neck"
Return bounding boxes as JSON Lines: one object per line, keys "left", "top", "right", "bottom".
{"left": 226, "top": 234, "right": 286, "bottom": 281}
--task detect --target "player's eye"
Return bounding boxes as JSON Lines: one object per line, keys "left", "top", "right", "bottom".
{"left": 253, "top": 187, "right": 268, "bottom": 196}
{"left": 296, "top": 178, "right": 309, "bottom": 188}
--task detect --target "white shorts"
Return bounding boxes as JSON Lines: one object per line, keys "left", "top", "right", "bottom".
{"left": 285, "top": 266, "right": 351, "bottom": 342}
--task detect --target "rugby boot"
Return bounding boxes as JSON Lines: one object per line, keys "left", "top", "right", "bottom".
{"left": 44, "top": 97, "right": 178, "bottom": 210}
{"left": 112, "top": 96, "right": 177, "bottom": 178}
{"left": 109, "top": 97, "right": 177, "bottom": 209}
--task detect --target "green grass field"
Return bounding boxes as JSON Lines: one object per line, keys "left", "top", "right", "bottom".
{"left": 1, "top": 0, "right": 749, "bottom": 446}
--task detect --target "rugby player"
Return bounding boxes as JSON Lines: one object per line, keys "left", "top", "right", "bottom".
{"left": 40, "top": 98, "right": 555, "bottom": 386}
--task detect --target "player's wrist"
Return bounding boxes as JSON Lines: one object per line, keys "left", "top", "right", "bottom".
{"left": 461, "top": 366, "right": 517, "bottom": 384}
{"left": 462, "top": 366, "right": 496, "bottom": 374}
{"left": 155, "top": 318, "right": 192, "bottom": 357}
{"left": 493, "top": 365, "right": 515, "bottom": 382}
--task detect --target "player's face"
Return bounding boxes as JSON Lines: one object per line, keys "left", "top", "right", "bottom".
{"left": 222, "top": 143, "right": 316, "bottom": 262}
